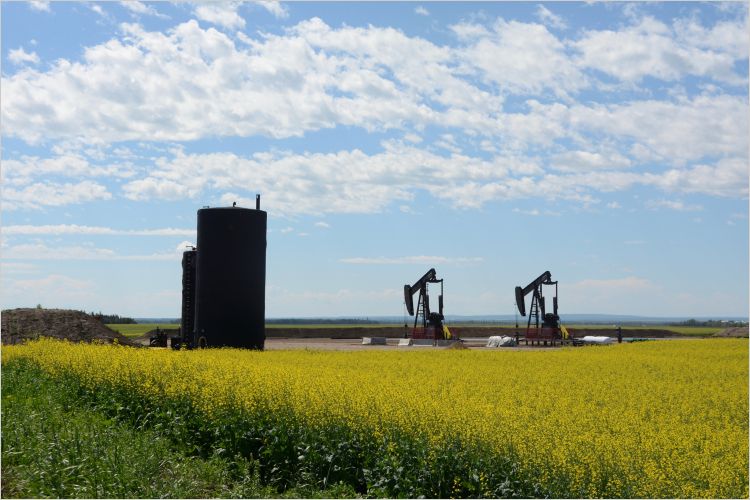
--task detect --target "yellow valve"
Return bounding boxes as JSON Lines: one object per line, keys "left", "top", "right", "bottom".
{"left": 443, "top": 325, "right": 452, "bottom": 339}
{"left": 561, "top": 325, "right": 570, "bottom": 339}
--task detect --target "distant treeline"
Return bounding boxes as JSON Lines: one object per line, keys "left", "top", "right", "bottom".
{"left": 671, "top": 319, "right": 748, "bottom": 327}
{"left": 266, "top": 318, "right": 381, "bottom": 325}
{"left": 91, "top": 313, "right": 137, "bottom": 324}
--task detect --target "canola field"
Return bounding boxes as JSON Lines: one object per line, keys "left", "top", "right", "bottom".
{"left": 2, "top": 339, "right": 747, "bottom": 498}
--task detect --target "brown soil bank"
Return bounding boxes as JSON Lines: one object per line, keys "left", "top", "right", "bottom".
{"left": 714, "top": 326, "right": 749, "bottom": 337}
{"left": 265, "top": 326, "right": 679, "bottom": 339}
{"left": 1, "top": 308, "right": 138, "bottom": 346}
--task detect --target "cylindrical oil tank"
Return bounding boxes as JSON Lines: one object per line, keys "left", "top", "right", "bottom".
{"left": 180, "top": 249, "right": 197, "bottom": 344}
{"left": 194, "top": 206, "right": 266, "bottom": 349}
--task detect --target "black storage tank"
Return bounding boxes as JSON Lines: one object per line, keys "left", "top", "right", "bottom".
{"left": 194, "top": 205, "right": 266, "bottom": 349}
{"left": 180, "top": 249, "right": 197, "bottom": 343}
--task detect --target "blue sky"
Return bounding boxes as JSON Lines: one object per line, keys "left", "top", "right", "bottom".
{"left": 1, "top": 1, "right": 748, "bottom": 319}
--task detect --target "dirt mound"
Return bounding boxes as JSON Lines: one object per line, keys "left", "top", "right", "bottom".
{"left": 446, "top": 340, "right": 469, "bottom": 350}
{"left": 714, "top": 327, "right": 749, "bottom": 337}
{"left": 1, "top": 308, "right": 138, "bottom": 346}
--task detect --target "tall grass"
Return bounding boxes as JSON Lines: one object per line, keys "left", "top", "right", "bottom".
{"left": 1, "top": 360, "right": 357, "bottom": 499}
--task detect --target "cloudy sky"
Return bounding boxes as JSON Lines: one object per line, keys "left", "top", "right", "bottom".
{"left": 1, "top": 1, "right": 748, "bottom": 318}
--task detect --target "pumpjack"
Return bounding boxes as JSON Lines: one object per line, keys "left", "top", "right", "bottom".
{"left": 403, "top": 268, "right": 451, "bottom": 340}
{"left": 515, "top": 271, "right": 568, "bottom": 344}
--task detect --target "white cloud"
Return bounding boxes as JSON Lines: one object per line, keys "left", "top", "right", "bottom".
{"left": 124, "top": 145, "right": 519, "bottom": 214}
{"left": 2, "top": 243, "right": 115, "bottom": 260}
{"left": 415, "top": 6, "right": 429, "bottom": 16}
{"left": 513, "top": 208, "right": 540, "bottom": 216}
{"left": 2, "top": 154, "right": 136, "bottom": 186}
{"left": 535, "top": 5, "right": 567, "bottom": 30}
{"left": 90, "top": 4, "right": 106, "bottom": 17}
{"left": 2, "top": 224, "right": 194, "bottom": 237}
{"left": 254, "top": 0, "right": 288, "bottom": 19}
{"left": 450, "top": 22, "right": 491, "bottom": 41}
{"left": 8, "top": 47, "right": 40, "bottom": 65}
{"left": 674, "top": 17, "right": 748, "bottom": 61}
{"left": 0, "top": 262, "right": 39, "bottom": 275}
{"left": 512, "top": 208, "right": 561, "bottom": 216}
{"left": 340, "top": 255, "right": 483, "bottom": 265}
{"left": 1, "top": 13, "right": 746, "bottom": 214}
{"left": 314, "top": 221, "right": 330, "bottom": 229}
{"left": 2, "top": 181, "right": 111, "bottom": 211}
{"left": 455, "top": 19, "right": 585, "bottom": 97}
{"left": 119, "top": 1, "right": 168, "bottom": 18}
{"left": 1, "top": 242, "right": 180, "bottom": 260}
{"left": 644, "top": 157, "right": 749, "bottom": 198}
{"left": 550, "top": 149, "right": 632, "bottom": 172}
{"left": 123, "top": 176, "right": 198, "bottom": 201}
{"left": 574, "top": 16, "right": 747, "bottom": 85}
{"left": 1, "top": 18, "right": 501, "bottom": 144}
{"left": 646, "top": 199, "right": 703, "bottom": 212}
{"left": 559, "top": 95, "right": 748, "bottom": 165}
{"left": 194, "top": 2, "right": 245, "bottom": 29}
{"left": 120, "top": 1, "right": 148, "bottom": 14}
{"left": 290, "top": 17, "right": 504, "bottom": 124}
{"left": 28, "top": 0, "right": 50, "bottom": 12}
{"left": 118, "top": 137, "right": 747, "bottom": 218}
{"left": 3, "top": 15, "right": 745, "bottom": 167}
{"left": 435, "top": 134, "right": 462, "bottom": 154}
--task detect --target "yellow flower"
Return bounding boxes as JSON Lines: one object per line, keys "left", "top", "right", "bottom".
{"left": 3, "top": 338, "right": 747, "bottom": 498}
